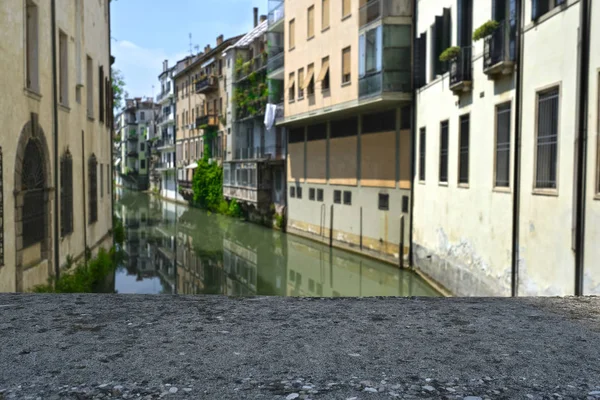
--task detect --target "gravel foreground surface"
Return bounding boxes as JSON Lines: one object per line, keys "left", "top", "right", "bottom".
{"left": 1, "top": 295, "right": 600, "bottom": 400}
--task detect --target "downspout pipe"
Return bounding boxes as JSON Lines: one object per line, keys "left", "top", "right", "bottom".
{"left": 574, "top": 0, "right": 591, "bottom": 296}
{"left": 511, "top": 0, "right": 524, "bottom": 297}
{"left": 51, "top": 0, "right": 60, "bottom": 281}
{"left": 408, "top": 0, "right": 417, "bottom": 268}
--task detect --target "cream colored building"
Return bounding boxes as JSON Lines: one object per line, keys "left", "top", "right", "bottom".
{"left": 412, "top": 0, "right": 599, "bottom": 296}
{"left": 0, "top": 0, "right": 113, "bottom": 292}
{"left": 281, "top": 0, "right": 414, "bottom": 263}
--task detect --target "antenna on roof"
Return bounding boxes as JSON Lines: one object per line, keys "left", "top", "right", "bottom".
{"left": 189, "top": 33, "right": 193, "bottom": 55}
{"left": 194, "top": 45, "right": 200, "bottom": 54}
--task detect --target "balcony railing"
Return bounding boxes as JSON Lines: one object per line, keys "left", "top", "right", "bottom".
{"left": 156, "top": 137, "right": 175, "bottom": 149}
{"left": 268, "top": 0, "right": 284, "bottom": 25}
{"left": 157, "top": 113, "right": 174, "bottom": 125}
{"left": 267, "top": 51, "right": 284, "bottom": 74}
{"left": 236, "top": 54, "right": 268, "bottom": 82}
{"left": 234, "top": 145, "right": 285, "bottom": 161}
{"left": 196, "top": 114, "right": 219, "bottom": 129}
{"left": 359, "top": 70, "right": 411, "bottom": 97}
{"left": 223, "top": 186, "right": 271, "bottom": 205}
{"left": 127, "top": 151, "right": 139, "bottom": 158}
{"left": 155, "top": 162, "right": 175, "bottom": 170}
{"left": 156, "top": 89, "right": 172, "bottom": 103}
{"left": 359, "top": 0, "right": 412, "bottom": 28}
{"left": 449, "top": 47, "right": 473, "bottom": 93}
{"left": 195, "top": 76, "right": 218, "bottom": 93}
{"left": 483, "top": 21, "right": 515, "bottom": 76}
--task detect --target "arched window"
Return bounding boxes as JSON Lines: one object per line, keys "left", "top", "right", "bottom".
{"left": 89, "top": 154, "right": 98, "bottom": 224}
{"left": 60, "top": 150, "right": 73, "bottom": 236}
{"left": 22, "top": 140, "right": 45, "bottom": 248}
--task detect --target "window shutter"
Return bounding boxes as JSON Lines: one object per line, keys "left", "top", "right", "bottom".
{"left": 492, "top": 0, "right": 497, "bottom": 20}
{"left": 457, "top": 0, "right": 463, "bottom": 47}
{"left": 434, "top": 15, "right": 444, "bottom": 75}
{"left": 99, "top": 66, "right": 104, "bottom": 123}
{"left": 531, "top": 0, "right": 538, "bottom": 20}
{"left": 442, "top": 7, "right": 451, "bottom": 50}
{"left": 322, "top": 0, "right": 330, "bottom": 29}
{"left": 414, "top": 34, "right": 427, "bottom": 88}
{"left": 342, "top": 47, "right": 351, "bottom": 76}
{"left": 343, "top": 0, "right": 351, "bottom": 16}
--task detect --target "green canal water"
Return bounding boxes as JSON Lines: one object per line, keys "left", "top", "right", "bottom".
{"left": 114, "top": 188, "right": 439, "bottom": 297}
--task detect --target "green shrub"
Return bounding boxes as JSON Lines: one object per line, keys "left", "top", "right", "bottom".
{"left": 192, "top": 156, "right": 224, "bottom": 212}
{"left": 439, "top": 46, "right": 461, "bottom": 62}
{"left": 113, "top": 218, "right": 125, "bottom": 246}
{"left": 473, "top": 20, "right": 500, "bottom": 42}
{"left": 227, "top": 199, "right": 242, "bottom": 218}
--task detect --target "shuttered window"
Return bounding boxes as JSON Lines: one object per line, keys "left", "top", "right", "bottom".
{"left": 322, "top": 0, "right": 330, "bottom": 30}
{"left": 89, "top": 155, "right": 98, "bottom": 224}
{"left": 60, "top": 150, "right": 73, "bottom": 237}
{"left": 459, "top": 114, "right": 470, "bottom": 185}
{"left": 342, "top": 0, "right": 351, "bottom": 18}
{"left": 535, "top": 87, "right": 560, "bottom": 190}
{"left": 289, "top": 19, "right": 296, "bottom": 49}
{"left": 342, "top": 46, "right": 351, "bottom": 84}
{"left": 99, "top": 66, "right": 105, "bottom": 123}
{"left": 419, "top": 128, "right": 426, "bottom": 181}
{"left": 307, "top": 6, "right": 315, "bottom": 39}
{"left": 495, "top": 102, "right": 512, "bottom": 188}
{"left": 431, "top": 8, "right": 451, "bottom": 78}
{"left": 298, "top": 68, "right": 305, "bottom": 99}
{"left": 414, "top": 33, "right": 427, "bottom": 88}
{"left": 457, "top": 0, "right": 473, "bottom": 47}
{"left": 439, "top": 121, "right": 449, "bottom": 183}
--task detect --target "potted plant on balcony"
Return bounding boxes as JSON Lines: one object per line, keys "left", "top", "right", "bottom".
{"left": 473, "top": 20, "right": 499, "bottom": 42}
{"left": 439, "top": 46, "right": 461, "bottom": 62}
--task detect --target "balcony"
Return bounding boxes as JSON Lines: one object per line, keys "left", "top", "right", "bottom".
{"left": 127, "top": 151, "right": 139, "bottom": 158}
{"left": 449, "top": 47, "right": 473, "bottom": 94}
{"left": 155, "top": 162, "right": 175, "bottom": 171}
{"left": 195, "top": 75, "right": 218, "bottom": 94}
{"left": 268, "top": 0, "right": 284, "bottom": 31}
{"left": 359, "top": 0, "right": 412, "bottom": 29}
{"left": 156, "top": 89, "right": 173, "bottom": 103}
{"left": 157, "top": 113, "right": 175, "bottom": 126}
{"left": 359, "top": 70, "right": 411, "bottom": 98}
{"left": 223, "top": 186, "right": 271, "bottom": 205}
{"left": 236, "top": 53, "right": 268, "bottom": 82}
{"left": 196, "top": 114, "right": 219, "bottom": 129}
{"left": 267, "top": 51, "right": 284, "bottom": 78}
{"left": 156, "top": 137, "right": 175, "bottom": 150}
{"left": 234, "top": 146, "right": 285, "bottom": 161}
{"left": 127, "top": 134, "right": 138, "bottom": 142}
{"left": 483, "top": 21, "right": 515, "bottom": 76}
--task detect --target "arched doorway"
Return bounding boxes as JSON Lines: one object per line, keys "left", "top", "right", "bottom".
{"left": 14, "top": 115, "right": 52, "bottom": 292}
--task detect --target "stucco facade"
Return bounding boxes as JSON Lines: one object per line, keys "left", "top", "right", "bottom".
{"left": 0, "top": 0, "right": 113, "bottom": 292}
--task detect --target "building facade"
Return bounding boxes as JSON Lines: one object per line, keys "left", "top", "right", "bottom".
{"left": 281, "top": 0, "right": 414, "bottom": 263}
{"left": 412, "top": 0, "right": 599, "bottom": 296}
{"left": 0, "top": 0, "right": 113, "bottom": 292}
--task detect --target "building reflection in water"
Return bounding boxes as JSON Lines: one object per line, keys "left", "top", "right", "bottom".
{"left": 114, "top": 188, "right": 439, "bottom": 297}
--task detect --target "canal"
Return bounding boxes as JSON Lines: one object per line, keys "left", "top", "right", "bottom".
{"left": 114, "top": 188, "right": 440, "bottom": 297}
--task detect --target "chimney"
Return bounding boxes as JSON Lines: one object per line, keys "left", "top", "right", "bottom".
{"left": 253, "top": 7, "right": 259, "bottom": 28}
{"left": 260, "top": 15, "right": 267, "bottom": 23}
{"left": 205, "top": 44, "right": 211, "bottom": 53}
{"left": 163, "top": 59, "right": 169, "bottom": 72}
{"left": 216, "top": 34, "right": 224, "bottom": 46}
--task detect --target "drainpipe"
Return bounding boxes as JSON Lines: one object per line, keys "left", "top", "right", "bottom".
{"left": 574, "top": 0, "right": 591, "bottom": 296}
{"left": 510, "top": 0, "right": 524, "bottom": 297}
{"left": 51, "top": 0, "right": 60, "bottom": 281}
{"left": 408, "top": 0, "right": 417, "bottom": 268}
{"left": 82, "top": 130, "right": 88, "bottom": 263}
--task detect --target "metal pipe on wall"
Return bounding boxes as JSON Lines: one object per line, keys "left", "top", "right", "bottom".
{"left": 50, "top": 0, "right": 60, "bottom": 281}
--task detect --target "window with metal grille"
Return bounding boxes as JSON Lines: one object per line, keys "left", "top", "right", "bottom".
{"left": 495, "top": 102, "right": 511, "bottom": 187}
{"left": 297, "top": 186, "right": 303, "bottom": 199}
{"left": 317, "top": 188, "right": 324, "bottom": 202}
{"left": 309, "top": 188, "right": 315, "bottom": 200}
{"left": 419, "top": 128, "right": 426, "bottom": 181}
{"left": 378, "top": 193, "right": 389, "bottom": 210}
{"left": 60, "top": 150, "right": 73, "bottom": 237}
{"left": 459, "top": 114, "right": 470, "bottom": 185}
{"left": 535, "top": 87, "right": 559, "bottom": 189}
{"left": 22, "top": 140, "right": 46, "bottom": 248}
{"left": 343, "top": 191, "right": 352, "bottom": 205}
{"left": 0, "top": 148, "right": 3, "bottom": 265}
{"left": 439, "top": 121, "right": 449, "bottom": 183}
{"left": 88, "top": 155, "right": 98, "bottom": 224}
{"left": 333, "top": 190, "right": 341, "bottom": 204}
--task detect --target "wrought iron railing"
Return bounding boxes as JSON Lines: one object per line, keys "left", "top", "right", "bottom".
{"left": 484, "top": 21, "right": 515, "bottom": 71}
{"left": 196, "top": 114, "right": 219, "bottom": 128}
{"left": 195, "top": 76, "right": 218, "bottom": 93}
{"left": 450, "top": 47, "right": 473, "bottom": 87}
{"left": 156, "top": 89, "right": 172, "bottom": 102}
{"left": 359, "top": 0, "right": 412, "bottom": 28}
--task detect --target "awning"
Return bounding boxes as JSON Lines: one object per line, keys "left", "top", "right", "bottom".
{"left": 317, "top": 60, "right": 330, "bottom": 82}
{"left": 303, "top": 69, "right": 314, "bottom": 90}
{"left": 185, "top": 162, "right": 198, "bottom": 170}
{"left": 287, "top": 74, "right": 296, "bottom": 90}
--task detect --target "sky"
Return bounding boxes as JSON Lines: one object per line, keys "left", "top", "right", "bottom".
{"left": 111, "top": 0, "right": 265, "bottom": 100}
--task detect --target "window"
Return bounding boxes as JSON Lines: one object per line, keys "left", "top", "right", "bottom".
{"left": 59, "top": 31, "right": 68, "bottom": 105}
{"left": 140, "top": 142, "right": 145, "bottom": 152}
{"left": 290, "top": 186, "right": 296, "bottom": 198}
{"left": 439, "top": 121, "right": 449, "bottom": 183}
{"left": 297, "top": 186, "right": 303, "bottom": 199}
{"left": 431, "top": 8, "right": 451, "bottom": 78}
{"left": 309, "top": 188, "right": 316, "bottom": 200}
{"left": 26, "top": 0, "right": 39, "bottom": 92}
{"left": 288, "top": 72, "right": 296, "bottom": 101}
{"left": 88, "top": 155, "right": 98, "bottom": 224}
{"left": 100, "top": 163, "right": 104, "bottom": 198}
{"left": 140, "top": 111, "right": 145, "bottom": 121}
{"left": 99, "top": 66, "right": 104, "bottom": 123}
{"left": 319, "top": 57, "right": 330, "bottom": 90}
{"left": 419, "top": 128, "right": 426, "bottom": 181}
{"left": 306, "top": 63, "right": 315, "bottom": 96}
{"left": 378, "top": 193, "right": 389, "bottom": 210}
{"left": 342, "top": 47, "right": 351, "bottom": 84}
{"left": 298, "top": 68, "right": 305, "bottom": 99}
{"left": 333, "top": 190, "right": 341, "bottom": 204}
{"left": 535, "top": 87, "right": 560, "bottom": 190}
{"left": 141, "top": 159, "right": 146, "bottom": 169}
{"left": 86, "top": 56, "right": 93, "bottom": 118}
{"left": 219, "top": 59, "right": 223, "bottom": 76}
{"left": 322, "top": 0, "right": 330, "bottom": 30}
{"left": 22, "top": 141, "right": 45, "bottom": 248}
{"left": 495, "top": 102, "right": 512, "bottom": 188}
{"left": 343, "top": 191, "right": 352, "bottom": 205}
{"left": 289, "top": 19, "right": 296, "bottom": 49}
{"left": 342, "top": 0, "right": 351, "bottom": 18}
{"left": 317, "top": 188, "right": 324, "bottom": 202}
{"left": 402, "top": 196, "right": 409, "bottom": 213}
{"left": 532, "top": 0, "right": 566, "bottom": 21}
{"left": 307, "top": 6, "right": 315, "bottom": 39}
{"left": 457, "top": 0, "right": 473, "bottom": 48}
{"left": 459, "top": 114, "right": 470, "bottom": 185}
{"left": 414, "top": 32, "right": 428, "bottom": 88}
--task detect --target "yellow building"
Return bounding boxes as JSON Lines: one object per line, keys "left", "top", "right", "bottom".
{"left": 281, "top": 0, "right": 413, "bottom": 263}
{"left": 0, "top": 0, "right": 113, "bottom": 292}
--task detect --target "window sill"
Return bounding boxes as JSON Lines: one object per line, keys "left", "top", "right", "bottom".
{"left": 289, "top": 99, "right": 296, "bottom": 104}
{"left": 439, "top": 182, "right": 448, "bottom": 187}
{"left": 24, "top": 87, "right": 42, "bottom": 101}
{"left": 321, "top": 26, "right": 330, "bottom": 33}
{"left": 297, "top": 96, "right": 305, "bottom": 101}
{"left": 58, "top": 103, "right": 71, "bottom": 113}
{"left": 87, "top": 115, "right": 95, "bottom": 122}
{"left": 457, "top": 183, "right": 469, "bottom": 189}
{"left": 341, "top": 81, "right": 351, "bottom": 87}
{"left": 289, "top": 47, "right": 295, "bottom": 52}
{"left": 493, "top": 187, "right": 511, "bottom": 194}
{"left": 341, "top": 14, "right": 352, "bottom": 21}
{"left": 595, "top": 193, "right": 600, "bottom": 201}
{"left": 307, "top": 36, "right": 315, "bottom": 42}
{"left": 532, "top": 188, "right": 559, "bottom": 197}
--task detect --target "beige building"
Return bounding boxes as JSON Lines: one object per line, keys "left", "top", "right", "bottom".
{"left": 0, "top": 0, "right": 113, "bottom": 292}
{"left": 412, "top": 0, "right": 599, "bottom": 296}
{"left": 173, "top": 35, "right": 243, "bottom": 198}
{"left": 281, "top": 0, "right": 414, "bottom": 262}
